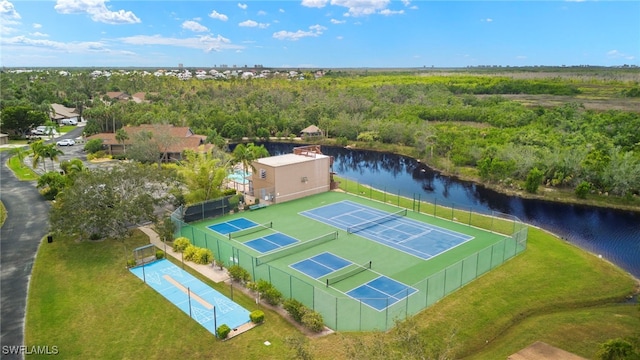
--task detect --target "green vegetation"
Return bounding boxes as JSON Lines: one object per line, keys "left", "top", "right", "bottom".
{"left": 6, "top": 153, "right": 38, "bottom": 181}
{"left": 25, "top": 230, "right": 303, "bottom": 359}
{"left": 25, "top": 224, "right": 638, "bottom": 359}
{"left": 2, "top": 68, "right": 638, "bottom": 209}
{"left": 0, "top": 200, "right": 6, "bottom": 226}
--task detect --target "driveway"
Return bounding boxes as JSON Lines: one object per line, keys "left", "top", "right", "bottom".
{"left": 0, "top": 125, "right": 86, "bottom": 359}
{"left": 0, "top": 151, "right": 50, "bottom": 360}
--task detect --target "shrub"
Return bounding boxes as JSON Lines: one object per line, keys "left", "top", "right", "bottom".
{"left": 575, "top": 181, "right": 591, "bottom": 199}
{"left": 183, "top": 245, "right": 198, "bottom": 262}
{"left": 283, "top": 298, "right": 306, "bottom": 323}
{"left": 172, "top": 237, "right": 191, "bottom": 252}
{"left": 217, "top": 324, "right": 231, "bottom": 339}
{"left": 250, "top": 310, "right": 264, "bottom": 324}
{"left": 194, "top": 247, "right": 213, "bottom": 265}
{"left": 301, "top": 310, "right": 325, "bottom": 333}
{"left": 524, "top": 167, "right": 544, "bottom": 194}
{"left": 227, "top": 265, "right": 251, "bottom": 283}
{"left": 84, "top": 138, "right": 103, "bottom": 154}
{"left": 335, "top": 137, "right": 348, "bottom": 146}
{"left": 126, "top": 259, "right": 137, "bottom": 268}
{"left": 155, "top": 250, "right": 165, "bottom": 259}
{"left": 263, "top": 287, "right": 283, "bottom": 306}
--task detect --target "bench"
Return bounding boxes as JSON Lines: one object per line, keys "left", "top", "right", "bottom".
{"left": 249, "top": 203, "right": 268, "bottom": 211}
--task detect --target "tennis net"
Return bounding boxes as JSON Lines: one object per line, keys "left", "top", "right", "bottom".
{"left": 326, "top": 261, "right": 372, "bottom": 287}
{"left": 228, "top": 221, "right": 273, "bottom": 240}
{"left": 255, "top": 231, "right": 338, "bottom": 266}
{"left": 347, "top": 209, "right": 407, "bottom": 234}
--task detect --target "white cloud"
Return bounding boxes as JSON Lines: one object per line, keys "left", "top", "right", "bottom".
{"left": 0, "top": 0, "right": 20, "bottom": 19}
{"left": 120, "top": 34, "right": 243, "bottom": 53}
{"left": 330, "top": 18, "right": 346, "bottom": 24}
{"left": 54, "top": 0, "right": 141, "bottom": 25}
{"left": 516, "top": 55, "right": 527, "bottom": 59}
{"left": 1, "top": 35, "right": 108, "bottom": 52}
{"left": 607, "top": 50, "right": 635, "bottom": 60}
{"left": 379, "top": 9, "right": 404, "bottom": 16}
{"left": 209, "top": 10, "right": 228, "bottom": 21}
{"left": 238, "top": 3, "right": 248, "bottom": 10}
{"left": 331, "top": 0, "right": 390, "bottom": 17}
{"left": 273, "top": 24, "right": 326, "bottom": 41}
{"left": 257, "top": 10, "right": 267, "bottom": 16}
{"left": 481, "top": 18, "right": 493, "bottom": 22}
{"left": 182, "top": 20, "right": 208, "bottom": 32}
{"left": 279, "top": 8, "right": 285, "bottom": 13}
{"left": 336, "top": 35, "right": 343, "bottom": 40}
{"left": 401, "top": 0, "right": 410, "bottom": 6}
{"left": 33, "top": 23, "right": 42, "bottom": 29}
{"left": 31, "top": 32, "right": 49, "bottom": 37}
{"left": 301, "top": 0, "right": 328, "bottom": 8}
{"left": 239, "top": 19, "right": 269, "bottom": 29}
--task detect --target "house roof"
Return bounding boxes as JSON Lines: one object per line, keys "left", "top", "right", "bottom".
{"left": 300, "top": 125, "right": 322, "bottom": 134}
{"left": 105, "top": 91, "right": 130, "bottom": 100}
{"left": 50, "top": 103, "right": 78, "bottom": 120}
{"left": 86, "top": 124, "right": 207, "bottom": 153}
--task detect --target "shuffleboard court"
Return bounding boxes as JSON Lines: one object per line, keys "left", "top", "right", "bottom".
{"left": 130, "top": 259, "right": 250, "bottom": 335}
{"left": 301, "top": 200, "right": 474, "bottom": 260}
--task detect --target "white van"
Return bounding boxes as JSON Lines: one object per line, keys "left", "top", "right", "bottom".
{"left": 61, "top": 118, "right": 78, "bottom": 125}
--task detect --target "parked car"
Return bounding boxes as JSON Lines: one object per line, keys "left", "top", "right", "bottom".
{"left": 56, "top": 139, "right": 75, "bottom": 146}
{"left": 31, "top": 126, "right": 58, "bottom": 136}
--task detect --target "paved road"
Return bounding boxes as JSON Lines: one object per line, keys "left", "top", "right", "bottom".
{"left": 0, "top": 126, "right": 85, "bottom": 359}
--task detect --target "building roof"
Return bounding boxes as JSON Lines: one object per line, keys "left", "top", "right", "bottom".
{"left": 508, "top": 342, "right": 587, "bottom": 360}
{"left": 254, "top": 153, "right": 328, "bottom": 167}
{"left": 300, "top": 125, "right": 322, "bottom": 134}
{"left": 86, "top": 124, "right": 209, "bottom": 153}
{"left": 50, "top": 103, "right": 78, "bottom": 120}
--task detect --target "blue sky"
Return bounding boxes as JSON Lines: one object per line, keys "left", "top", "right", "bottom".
{"left": 1, "top": 0, "right": 638, "bottom": 68}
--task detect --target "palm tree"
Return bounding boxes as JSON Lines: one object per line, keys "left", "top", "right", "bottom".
{"left": 30, "top": 140, "right": 47, "bottom": 172}
{"left": 9, "top": 146, "right": 29, "bottom": 168}
{"left": 44, "top": 144, "right": 64, "bottom": 171}
{"left": 231, "top": 143, "right": 270, "bottom": 178}
{"left": 115, "top": 128, "right": 129, "bottom": 154}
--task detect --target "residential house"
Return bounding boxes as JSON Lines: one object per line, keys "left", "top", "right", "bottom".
{"left": 50, "top": 103, "right": 80, "bottom": 125}
{"left": 86, "top": 124, "right": 211, "bottom": 162}
{"left": 105, "top": 91, "right": 130, "bottom": 101}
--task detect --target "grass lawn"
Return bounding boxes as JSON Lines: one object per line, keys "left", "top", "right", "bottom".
{"left": 25, "top": 230, "right": 305, "bottom": 360}
{"left": 26, "top": 224, "right": 638, "bottom": 359}
{"left": 6, "top": 155, "right": 38, "bottom": 181}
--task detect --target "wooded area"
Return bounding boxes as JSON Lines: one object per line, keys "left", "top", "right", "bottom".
{"left": 1, "top": 67, "right": 639, "bottom": 198}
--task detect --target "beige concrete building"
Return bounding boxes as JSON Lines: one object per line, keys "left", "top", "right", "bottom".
{"left": 250, "top": 145, "right": 334, "bottom": 204}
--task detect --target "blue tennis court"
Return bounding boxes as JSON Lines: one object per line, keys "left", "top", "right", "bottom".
{"left": 347, "top": 276, "right": 418, "bottom": 311}
{"left": 290, "top": 252, "right": 352, "bottom": 279}
{"left": 301, "top": 200, "right": 474, "bottom": 260}
{"left": 130, "top": 259, "right": 250, "bottom": 335}
{"left": 245, "top": 233, "right": 298, "bottom": 253}
{"left": 208, "top": 218, "right": 257, "bottom": 235}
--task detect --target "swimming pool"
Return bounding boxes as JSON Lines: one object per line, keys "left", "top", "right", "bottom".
{"left": 227, "top": 170, "right": 250, "bottom": 185}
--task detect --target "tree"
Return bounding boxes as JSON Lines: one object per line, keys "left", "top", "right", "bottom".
{"left": 84, "top": 138, "right": 104, "bottom": 154}
{"left": 115, "top": 128, "right": 129, "bottom": 154}
{"left": 44, "top": 144, "right": 64, "bottom": 170}
{"left": 177, "top": 149, "right": 229, "bottom": 204}
{"left": 597, "top": 338, "right": 636, "bottom": 360}
{"left": 9, "top": 146, "right": 29, "bottom": 168}
{"left": 49, "top": 162, "right": 177, "bottom": 240}
{"left": 0, "top": 105, "right": 48, "bottom": 137}
{"left": 231, "top": 143, "right": 269, "bottom": 177}
{"left": 524, "top": 167, "right": 544, "bottom": 193}
{"left": 30, "top": 140, "right": 48, "bottom": 172}
{"left": 37, "top": 171, "right": 69, "bottom": 200}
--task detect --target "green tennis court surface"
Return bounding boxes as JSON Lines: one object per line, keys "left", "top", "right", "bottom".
{"left": 178, "top": 191, "right": 526, "bottom": 331}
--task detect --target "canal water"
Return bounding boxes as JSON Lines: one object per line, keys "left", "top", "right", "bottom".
{"left": 261, "top": 143, "right": 640, "bottom": 279}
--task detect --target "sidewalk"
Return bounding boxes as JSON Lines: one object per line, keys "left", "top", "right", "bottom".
{"left": 138, "top": 226, "right": 230, "bottom": 283}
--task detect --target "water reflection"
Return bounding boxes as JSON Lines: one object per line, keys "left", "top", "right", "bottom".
{"left": 259, "top": 143, "right": 640, "bottom": 279}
